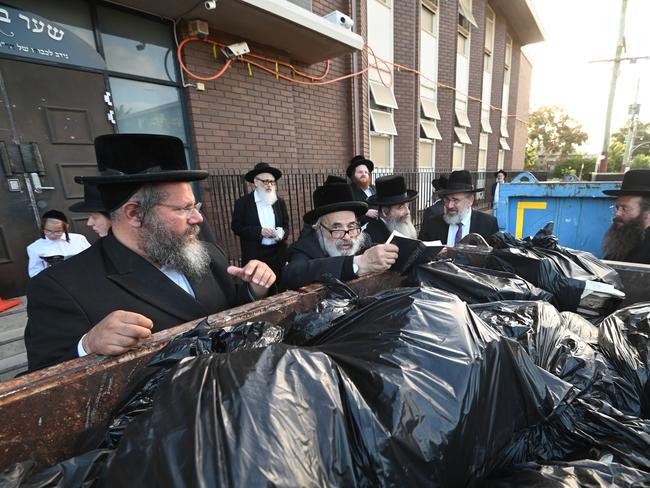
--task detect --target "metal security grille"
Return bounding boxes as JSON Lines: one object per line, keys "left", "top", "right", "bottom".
{"left": 203, "top": 170, "right": 547, "bottom": 264}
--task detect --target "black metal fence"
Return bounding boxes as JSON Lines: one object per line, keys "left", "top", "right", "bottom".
{"left": 203, "top": 169, "right": 546, "bottom": 264}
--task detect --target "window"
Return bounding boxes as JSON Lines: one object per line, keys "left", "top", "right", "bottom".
{"left": 499, "top": 137, "right": 510, "bottom": 151}
{"left": 421, "top": 4, "right": 438, "bottom": 36}
{"left": 98, "top": 5, "right": 177, "bottom": 82}
{"left": 505, "top": 34, "right": 513, "bottom": 69}
{"left": 454, "top": 127, "right": 472, "bottom": 145}
{"left": 500, "top": 34, "right": 512, "bottom": 140}
{"left": 484, "top": 6, "right": 495, "bottom": 54}
{"left": 481, "top": 7, "right": 495, "bottom": 134}
{"left": 421, "top": 119, "right": 442, "bottom": 140}
{"left": 421, "top": 97, "right": 440, "bottom": 120}
{"left": 370, "top": 109, "right": 397, "bottom": 136}
{"left": 370, "top": 135, "right": 391, "bottom": 168}
{"left": 498, "top": 149, "right": 505, "bottom": 168}
{"left": 419, "top": 140, "right": 435, "bottom": 169}
{"left": 478, "top": 133, "right": 488, "bottom": 172}
{"left": 458, "top": 0, "right": 477, "bottom": 29}
{"left": 455, "top": 103, "right": 471, "bottom": 128}
{"left": 453, "top": 144, "right": 465, "bottom": 170}
{"left": 369, "top": 80, "right": 398, "bottom": 109}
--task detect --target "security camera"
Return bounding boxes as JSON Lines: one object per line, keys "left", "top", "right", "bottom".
{"left": 323, "top": 10, "right": 354, "bottom": 30}
{"left": 204, "top": 0, "right": 217, "bottom": 10}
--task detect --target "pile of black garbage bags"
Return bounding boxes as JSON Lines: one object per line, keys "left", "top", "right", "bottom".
{"left": 5, "top": 230, "right": 650, "bottom": 487}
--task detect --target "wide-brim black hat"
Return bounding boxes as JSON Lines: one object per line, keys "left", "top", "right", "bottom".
{"left": 346, "top": 155, "right": 374, "bottom": 179}
{"left": 368, "top": 175, "right": 418, "bottom": 206}
{"left": 78, "top": 134, "right": 208, "bottom": 211}
{"left": 304, "top": 175, "right": 368, "bottom": 224}
{"left": 431, "top": 175, "right": 448, "bottom": 191}
{"left": 437, "top": 170, "right": 483, "bottom": 195}
{"left": 245, "top": 162, "right": 282, "bottom": 183}
{"left": 494, "top": 169, "right": 507, "bottom": 178}
{"left": 68, "top": 182, "right": 107, "bottom": 213}
{"left": 603, "top": 169, "right": 650, "bottom": 196}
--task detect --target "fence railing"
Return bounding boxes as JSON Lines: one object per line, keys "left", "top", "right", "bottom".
{"left": 203, "top": 169, "right": 547, "bottom": 264}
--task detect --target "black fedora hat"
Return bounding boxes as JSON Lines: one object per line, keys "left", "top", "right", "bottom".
{"left": 603, "top": 169, "right": 650, "bottom": 197}
{"left": 431, "top": 174, "right": 448, "bottom": 191}
{"left": 346, "top": 155, "right": 374, "bottom": 179}
{"left": 368, "top": 175, "right": 418, "bottom": 207}
{"left": 78, "top": 134, "right": 208, "bottom": 211}
{"left": 303, "top": 175, "right": 368, "bottom": 224}
{"left": 437, "top": 170, "right": 483, "bottom": 195}
{"left": 245, "top": 162, "right": 282, "bottom": 183}
{"left": 68, "top": 183, "right": 107, "bottom": 213}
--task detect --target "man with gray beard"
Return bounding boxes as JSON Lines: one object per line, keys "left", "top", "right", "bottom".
{"left": 365, "top": 175, "right": 419, "bottom": 243}
{"left": 282, "top": 176, "right": 399, "bottom": 290}
{"left": 25, "top": 134, "right": 276, "bottom": 371}
{"left": 602, "top": 169, "right": 650, "bottom": 264}
{"left": 418, "top": 170, "right": 498, "bottom": 245}
{"left": 232, "top": 162, "right": 290, "bottom": 278}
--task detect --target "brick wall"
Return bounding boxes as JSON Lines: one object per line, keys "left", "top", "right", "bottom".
{"left": 465, "top": 0, "right": 487, "bottom": 171}
{"left": 513, "top": 51, "right": 533, "bottom": 171}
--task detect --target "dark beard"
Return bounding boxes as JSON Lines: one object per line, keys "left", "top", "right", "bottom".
{"left": 602, "top": 215, "right": 646, "bottom": 260}
{"left": 138, "top": 213, "right": 210, "bottom": 281}
{"left": 352, "top": 176, "right": 370, "bottom": 190}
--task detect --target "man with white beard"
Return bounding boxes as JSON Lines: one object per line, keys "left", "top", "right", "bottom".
{"left": 418, "top": 170, "right": 498, "bottom": 245}
{"left": 25, "top": 134, "right": 276, "bottom": 372}
{"left": 602, "top": 169, "right": 650, "bottom": 264}
{"left": 282, "top": 176, "right": 399, "bottom": 290}
{"left": 365, "top": 175, "right": 419, "bottom": 243}
{"left": 232, "top": 162, "right": 290, "bottom": 278}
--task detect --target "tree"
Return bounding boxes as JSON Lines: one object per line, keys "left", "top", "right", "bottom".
{"left": 524, "top": 145, "right": 538, "bottom": 169}
{"left": 609, "top": 121, "right": 650, "bottom": 171}
{"left": 549, "top": 153, "right": 596, "bottom": 179}
{"left": 611, "top": 121, "right": 650, "bottom": 157}
{"left": 527, "top": 106, "right": 589, "bottom": 169}
{"left": 607, "top": 140, "right": 625, "bottom": 172}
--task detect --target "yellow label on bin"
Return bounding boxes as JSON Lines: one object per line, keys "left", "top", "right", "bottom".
{"left": 515, "top": 202, "right": 547, "bottom": 238}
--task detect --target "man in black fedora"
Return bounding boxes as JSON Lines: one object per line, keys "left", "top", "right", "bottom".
{"left": 347, "top": 155, "right": 378, "bottom": 220}
{"left": 602, "top": 169, "right": 650, "bottom": 264}
{"left": 68, "top": 182, "right": 113, "bottom": 238}
{"left": 490, "top": 169, "right": 507, "bottom": 204}
{"left": 25, "top": 134, "right": 276, "bottom": 372}
{"left": 418, "top": 170, "right": 498, "bottom": 245}
{"left": 231, "top": 162, "right": 290, "bottom": 278}
{"left": 282, "top": 176, "right": 399, "bottom": 290}
{"left": 365, "top": 175, "right": 419, "bottom": 243}
{"left": 421, "top": 175, "right": 447, "bottom": 225}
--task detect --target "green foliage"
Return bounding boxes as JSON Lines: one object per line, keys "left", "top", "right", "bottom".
{"left": 607, "top": 140, "right": 625, "bottom": 172}
{"left": 549, "top": 153, "right": 597, "bottom": 179}
{"left": 611, "top": 121, "right": 650, "bottom": 156}
{"left": 527, "top": 106, "right": 589, "bottom": 162}
{"left": 524, "top": 145, "right": 538, "bottom": 169}
{"left": 631, "top": 154, "right": 650, "bottom": 169}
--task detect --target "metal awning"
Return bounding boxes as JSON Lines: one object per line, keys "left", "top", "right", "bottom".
{"left": 106, "top": 0, "right": 364, "bottom": 64}
{"left": 488, "top": 0, "right": 544, "bottom": 46}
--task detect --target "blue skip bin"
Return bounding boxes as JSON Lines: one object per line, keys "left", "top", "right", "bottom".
{"left": 494, "top": 172, "right": 620, "bottom": 257}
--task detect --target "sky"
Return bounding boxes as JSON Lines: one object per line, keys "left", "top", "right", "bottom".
{"left": 524, "top": 0, "right": 650, "bottom": 153}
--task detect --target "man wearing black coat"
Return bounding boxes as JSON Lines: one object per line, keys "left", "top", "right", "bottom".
{"left": 365, "top": 175, "right": 418, "bottom": 244}
{"left": 25, "top": 134, "right": 276, "bottom": 372}
{"left": 347, "top": 155, "right": 378, "bottom": 221}
{"left": 282, "top": 176, "right": 398, "bottom": 290}
{"left": 232, "top": 163, "right": 290, "bottom": 278}
{"left": 419, "top": 170, "right": 498, "bottom": 244}
{"left": 421, "top": 175, "right": 446, "bottom": 225}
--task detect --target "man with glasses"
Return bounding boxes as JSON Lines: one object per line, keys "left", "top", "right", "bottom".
{"left": 26, "top": 209, "right": 91, "bottom": 277}
{"left": 282, "top": 176, "right": 399, "bottom": 290}
{"left": 418, "top": 170, "right": 498, "bottom": 245}
{"left": 25, "top": 134, "right": 276, "bottom": 372}
{"left": 602, "top": 169, "right": 650, "bottom": 264}
{"left": 232, "top": 162, "right": 290, "bottom": 279}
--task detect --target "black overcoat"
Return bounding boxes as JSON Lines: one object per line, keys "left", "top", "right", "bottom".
{"left": 25, "top": 233, "right": 249, "bottom": 371}
{"left": 418, "top": 210, "right": 499, "bottom": 244}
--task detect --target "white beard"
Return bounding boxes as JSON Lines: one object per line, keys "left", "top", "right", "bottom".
{"left": 443, "top": 207, "right": 470, "bottom": 225}
{"left": 319, "top": 231, "right": 366, "bottom": 257}
{"left": 256, "top": 188, "right": 278, "bottom": 206}
{"left": 384, "top": 216, "right": 417, "bottom": 239}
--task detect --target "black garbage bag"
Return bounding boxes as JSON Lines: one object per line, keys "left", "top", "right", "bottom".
{"left": 407, "top": 260, "right": 553, "bottom": 304}
{"left": 96, "top": 286, "right": 577, "bottom": 487}
{"left": 471, "top": 301, "right": 644, "bottom": 417}
{"left": 484, "top": 459, "right": 650, "bottom": 487}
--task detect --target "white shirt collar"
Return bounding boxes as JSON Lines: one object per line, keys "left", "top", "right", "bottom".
{"left": 460, "top": 207, "right": 472, "bottom": 228}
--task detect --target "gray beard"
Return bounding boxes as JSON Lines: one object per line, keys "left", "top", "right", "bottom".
{"left": 443, "top": 207, "right": 470, "bottom": 225}
{"left": 256, "top": 188, "right": 278, "bottom": 206}
{"left": 318, "top": 231, "right": 367, "bottom": 257}
{"left": 602, "top": 216, "right": 646, "bottom": 260}
{"left": 384, "top": 216, "right": 417, "bottom": 239}
{"left": 139, "top": 214, "right": 210, "bottom": 281}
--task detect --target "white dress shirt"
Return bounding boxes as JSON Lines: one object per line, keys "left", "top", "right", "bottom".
{"left": 26, "top": 233, "right": 91, "bottom": 277}
{"left": 446, "top": 208, "right": 472, "bottom": 247}
{"left": 254, "top": 191, "right": 277, "bottom": 246}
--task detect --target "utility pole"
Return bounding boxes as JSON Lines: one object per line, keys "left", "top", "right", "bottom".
{"left": 622, "top": 77, "right": 641, "bottom": 172}
{"left": 598, "top": 0, "right": 628, "bottom": 173}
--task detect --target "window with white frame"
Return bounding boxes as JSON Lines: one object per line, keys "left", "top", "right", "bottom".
{"left": 480, "top": 6, "right": 495, "bottom": 134}
{"left": 498, "top": 148, "right": 505, "bottom": 169}
{"left": 500, "top": 34, "right": 512, "bottom": 145}
{"left": 453, "top": 143, "right": 465, "bottom": 170}
{"left": 419, "top": 1, "right": 440, "bottom": 169}
{"left": 455, "top": 4, "right": 472, "bottom": 152}
{"left": 368, "top": 0, "right": 396, "bottom": 168}
{"left": 476, "top": 133, "right": 488, "bottom": 197}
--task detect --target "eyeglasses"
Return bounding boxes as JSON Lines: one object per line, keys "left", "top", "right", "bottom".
{"left": 610, "top": 204, "right": 636, "bottom": 215}
{"left": 255, "top": 178, "right": 276, "bottom": 186}
{"left": 43, "top": 229, "right": 64, "bottom": 236}
{"left": 155, "top": 201, "right": 202, "bottom": 217}
{"left": 319, "top": 223, "right": 361, "bottom": 239}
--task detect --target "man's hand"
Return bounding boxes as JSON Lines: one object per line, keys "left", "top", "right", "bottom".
{"left": 83, "top": 310, "right": 153, "bottom": 356}
{"left": 354, "top": 243, "right": 399, "bottom": 276}
{"left": 261, "top": 227, "right": 276, "bottom": 238}
{"left": 228, "top": 260, "right": 276, "bottom": 298}
{"left": 366, "top": 209, "right": 379, "bottom": 219}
